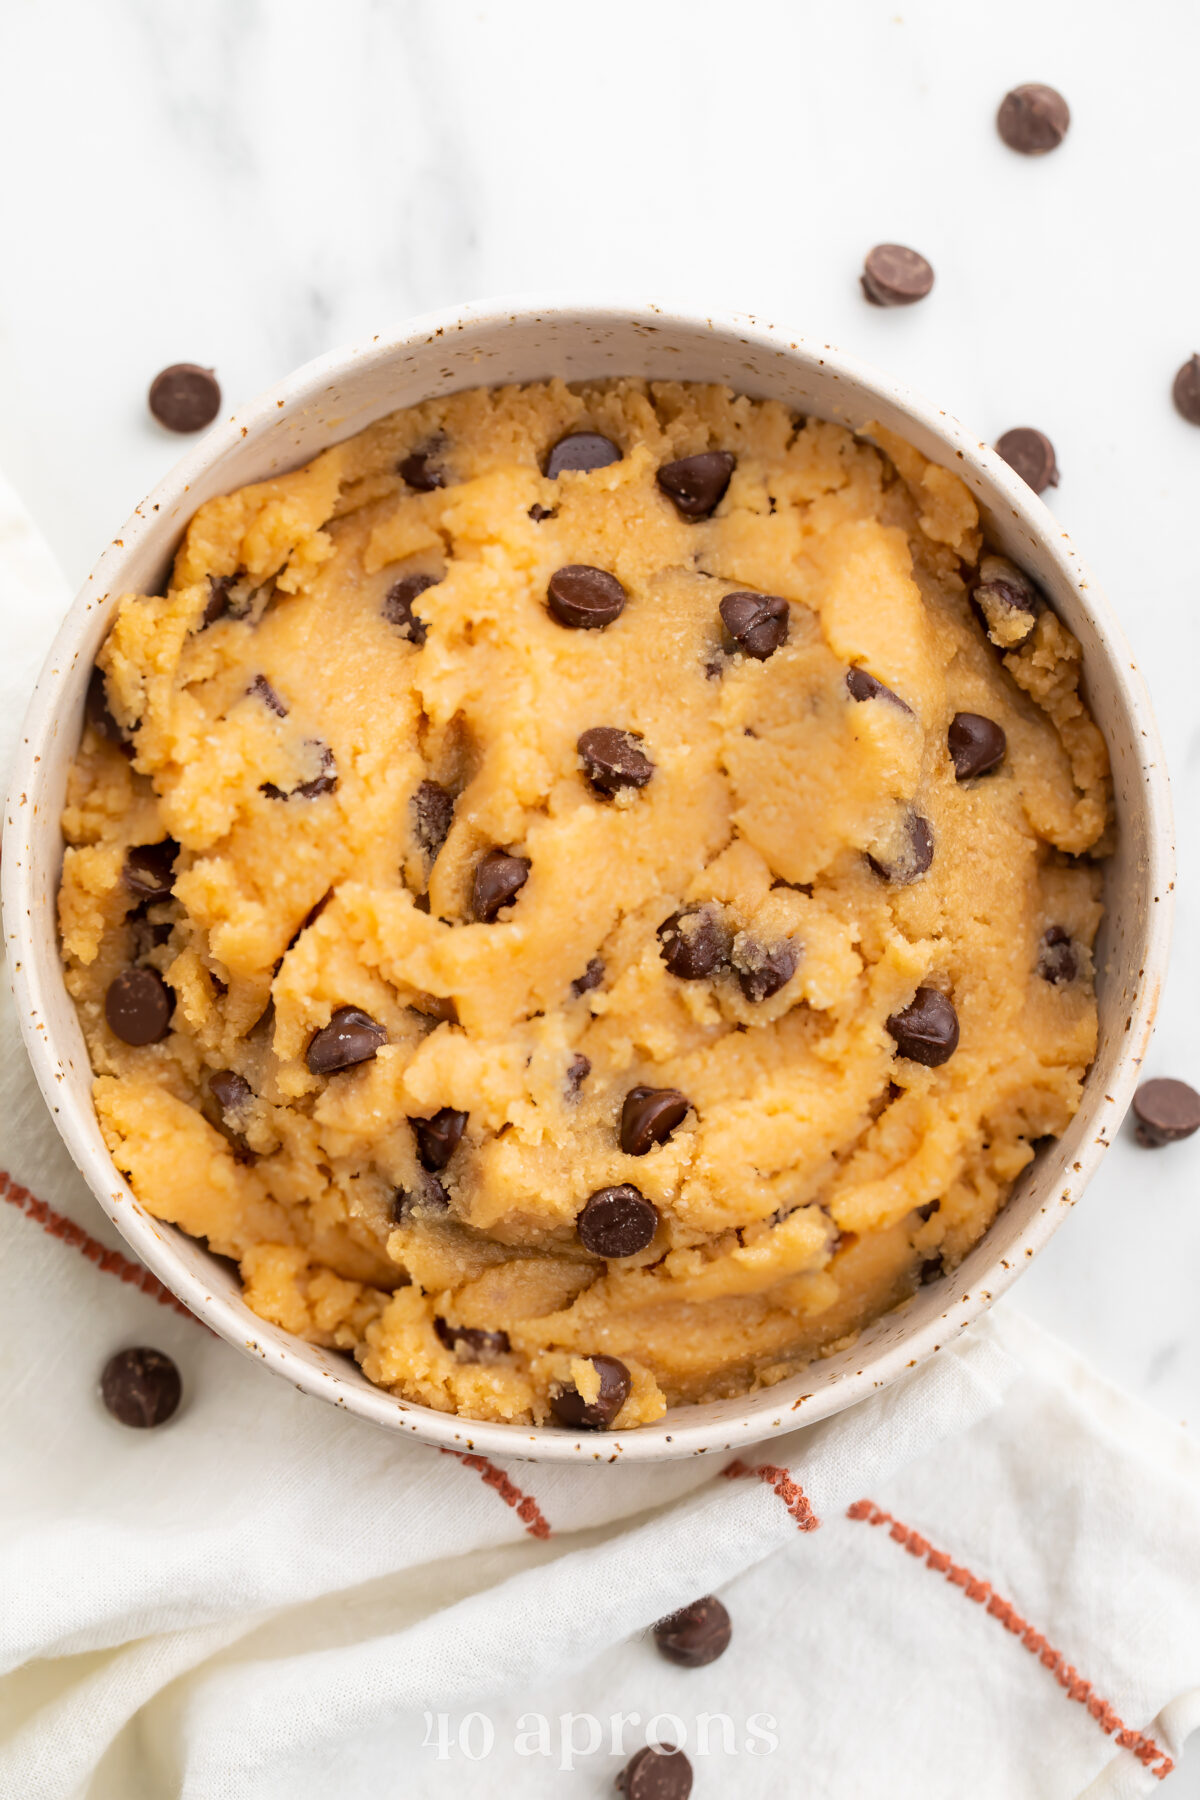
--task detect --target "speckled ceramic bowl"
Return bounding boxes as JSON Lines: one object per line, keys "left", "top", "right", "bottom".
{"left": 1, "top": 299, "right": 1174, "bottom": 1463}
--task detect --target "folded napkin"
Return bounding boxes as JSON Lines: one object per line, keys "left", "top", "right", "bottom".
{"left": 2, "top": 472, "right": 1197, "bottom": 1800}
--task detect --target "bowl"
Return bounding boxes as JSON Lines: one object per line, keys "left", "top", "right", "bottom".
{"left": 1, "top": 298, "right": 1174, "bottom": 1463}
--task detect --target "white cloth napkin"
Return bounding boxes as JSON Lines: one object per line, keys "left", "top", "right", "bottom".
{"left": 2, "top": 474, "right": 1198, "bottom": 1800}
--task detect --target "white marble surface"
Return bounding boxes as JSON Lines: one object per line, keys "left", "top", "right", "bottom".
{"left": 0, "top": 0, "right": 1196, "bottom": 1744}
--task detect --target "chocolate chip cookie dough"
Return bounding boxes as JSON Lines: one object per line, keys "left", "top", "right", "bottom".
{"left": 59, "top": 380, "right": 1110, "bottom": 1430}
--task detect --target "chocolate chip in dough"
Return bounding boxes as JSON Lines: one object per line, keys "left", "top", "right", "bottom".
{"left": 85, "top": 666, "right": 130, "bottom": 746}
{"left": 1172, "top": 356, "right": 1200, "bottom": 425}
{"left": 398, "top": 448, "right": 446, "bottom": 491}
{"left": 105, "top": 967, "right": 173, "bottom": 1046}
{"left": 473, "top": 848, "right": 531, "bottom": 922}
{"left": 383, "top": 572, "right": 437, "bottom": 644}
{"left": 201, "top": 574, "right": 238, "bottom": 628}
{"left": 658, "top": 905, "right": 731, "bottom": 979}
{"left": 577, "top": 727, "right": 655, "bottom": 796}
{"left": 867, "top": 812, "right": 935, "bottom": 885}
{"left": 247, "top": 673, "right": 288, "bottom": 716}
{"left": 948, "top": 712, "right": 1007, "bottom": 780}
{"left": 148, "top": 363, "right": 221, "bottom": 433}
{"left": 528, "top": 503, "right": 556, "bottom": 522}
{"left": 261, "top": 744, "right": 338, "bottom": 802}
{"left": 918, "top": 1253, "right": 945, "bottom": 1286}
{"left": 861, "top": 244, "right": 935, "bottom": 306}
{"left": 547, "top": 564, "right": 627, "bottom": 630}
{"left": 997, "top": 84, "right": 1070, "bottom": 154}
{"left": 733, "top": 938, "right": 799, "bottom": 1003}
{"left": 656, "top": 451, "right": 735, "bottom": 520}
{"left": 543, "top": 431, "right": 622, "bottom": 478}
{"left": 653, "top": 1595, "right": 733, "bottom": 1667}
{"left": 566, "top": 1053, "right": 591, "bottom": 1096}
{"left": 100, "top": 1347, "right": 182, "bottom": 1428}
{"left": 995, "top": 427, "right": 1060, "bottom": 495}
{"left": 1037, "top": 926, "right": 1078, "bottom": 985}
{"left": 392, "top": 1172, "right": 451, "bottom": 1220}
{"left": 1132, "top": 1078, "right": 1200, "bottom": 1148}
{"left": 412, "top": 1106, "right": 468, "bottom": 1171}
{"left": 434, "top": 1318, "right": 511, "bottom": 1361}
{"left": 549, "top": 1353, "right": 632, "bottom": 1429}
{"left": 886, "top": 987, "right": 960, "bottom": 1067}
{"left": 306, "top": 1006, "right": 387, "bottom": 1075}
{"left": 973, "top": 555, "right": 1045, "bottom": 651}
{"left": 620, "top": 1087, "right": 691, "bottom": 1156}
{"left": 412, "top": 778, "right": 454, "bottom": 860}
{"left": 572, "top": 958, "right": 605, "bottom": 996}
{"left": 719, "top": 591, "right": 790, "bottom": 661}
{"left": 577, "top": 1185, "right": 659, "bottom": 1257}
{"left": 846, "top": 666, "right": 913, "bottom": 712}
{"left": 206, "top": 1068, "right": 255, "bottom": 1160}
{"left": 123, "top": 839, "right": 179, "bottom": 902}
{"left": 616, "top": 1744, "right": 694, "bottom": 1799}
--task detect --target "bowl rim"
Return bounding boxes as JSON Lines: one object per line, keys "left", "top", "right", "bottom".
{"left": 1, "top": 293, "right": 1175, "bottom": 1463}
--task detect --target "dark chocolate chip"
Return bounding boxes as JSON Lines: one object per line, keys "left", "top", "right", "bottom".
{"left": 398, "top": 450, "right": 445, "bottom": 491}
{"left": 434, "top": 1318, "right": 511, "bottom": 1361}
{"left": 411, "top": 991, "right": 459, "bottom": 1025}
{"left": 861, "top": 244, "right": 934, "bottom": 306}
{"left": 578, "top": 1184, "right": 659, "bottom": 1256}
{"left": 572, "top": 958, "right": 605, "bottom": 996}
{"left": 383, "top": 571, "right": 437, "bottom": 644}
{"left": 287, "top": 889, "right": 333, "bottom": 951}
{"left": 412, "top": 1106, "right": 468, "bottom": 1171}
{"left": 846, "top": 666, "right": 912, "bottom": 713}
{"left": 306, "top": 1006, "right": 387, "bottom": 1075}
{"left": 886, "top": 987, "right": 960, "bottom": 1067}
{"left": 261, "top": 744, "right": 338, "bottom": 802}
{"left": 247, "top": 673, "right": 288, "bottom": 716}
{"left": 1172, "top": 356, "right": 1200, "bottom": 426}
{"left": 105, "top": 967, "right": 173, "bottom": 1046}
{"left": 948, "top": 712, "right": 1007, "bottom": 780}
{"left": 997, "top": 83, "right": 1070, "bottom": 155}
{"left": 653, "top": 1595, "right": 732, "bottom": 1667}
{"left": 202, "top": 574, "right": 238, "bottom": 627}
{"left": 656, "top": 451, "right": 735, "bottom": 520}
{"left": 657, "top": 905, "right": 731, "bottom": 979}
{"left": 148, "top": 363, "right": 221, "bottom": 433}
{"left": 100, "top": 1347, "right": 182, "bottom": 1428}
{"left": 733, "top": 938, "right": 799, "bottom": 1004}
{"left": 616, "top": 1744, "right": 694, "bottom": 1799}
{"left": 566, "top": 1052, "right": 591, "bottom": 1096}
{"left": 547, "top": 564, "right": 627, "bottom": 630}
{"left": 973, "top": 555, "right": 1045, "bottom": 650}
{"left": 544, "top": 431, "right": 622, "bottom": 478}
{"left": 918, "top": 1253, "right": 945, "bottom": 1286}
{"left": 549, "top": 1352, "right": 632, "bottom": 1429}
{"left": 577, "top": 726, "right": 655, "bottom": 796}
{"left": 868, "top": 812, "right": 934, "bottom": 884}
{"left": 528, "top": 503, "right": 556, "bottom": 522}
{"left": 85, "top": 666, "right": 129, "bottom": 745}
{"left": 719, "top": 591, "right": 789, "bottom": 661}
{"left": 123, "top": 839, "right": 179, "bottom": 902}
{"left": 413, "top": 778, "right": 454, "bottom": 859}
{"left": 916, "top": 1198, "right": 941, "bottom": 1222}
{"left": 1037, "top": 925, "right": 1078, "bottom": 985}
{"left": 392, "top": 1172, "right": 451, "bottom": 1220}
{"left": 473, "top": 849, "right": 531, "bottom": 922}
{"left": 620, "top": 1087, "right": 691, "bottom": 1155}
{"left": 1132, "top": 1077, "right": 1200, "bottom": 1148}
{"left": 206, "top": 1068, "right": 255, "bottom": 1159}
{"left": 996, "top": 427, "right": 1059, "bottom": 495}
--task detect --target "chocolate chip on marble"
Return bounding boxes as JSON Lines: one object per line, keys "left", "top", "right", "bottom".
{"left": 528, "top": 503, "right": 556, "bottom": 522}
{"left": 572, "top": 958, "right": 605, "bottom": 996}
{"left": 261, "top": 743, "right": 338, "bottom": 802}
{"left": 547, "top": 564, "right": 627, "bottom": 630}
{"left": 1037, "top": 926, "right": 1078, "bottom": 985}
{"left": 997, "top": 83, "right": 1070, "bottom": 154}
{"left": 1132, "top": 1077, "right": 1200, "bottom": 1148}
{"left": 867, "top": 812, "right": 935, "bottom": 884}
{"left": 100, "top": 1347, "right": 182, "bottom": 1428}
{"left": 620, "top": 1087, "right": 691, "bottom": 1156}
{"left": 434, "top": 1318, "right": 511, "bottom": 1361}
{"left": 886, "top": 987, "right": 960, "bottom": 1067}
{"left": 85, "top": 666, "right": 130, "bottom": 746}
{"left": 861, "top": 244, "right": 934, "bottom": 306}
{"left": 412, "top": 778, "right": 454, "bottom": 859}
{"left": 392, "top": 1172, "right": 451, "bottom": 1220}
{"left": 566, "top": 1053, "right": 591, "bottom": 1097}
{"left": 948, "top": 712, "right": 1007, "bottom": 780}
{"left": 473, "top": 848, "right": 531, "bottom": 922}
{"left": 105, "top": 967, "right": 173, "bottom": 1046}
{"left": 544, "top": 431, "right": 622, "bottom": 478}
{"left": 578, "top": 1185, "right": 659, "bottom": 1257}
{"left": 973, "top": 554, "right": 1045, "bottom": 651}
{"left": 306, "top": 1006, "right": 387, "bottom": 1075}
{"left": 148, "top": 363, "right": 221, "bottom": 433}
{"left": 653, "top": 1595, "right": 733, "bottom": 1668}
{"left": 995, "top": 427, "right": 1060, "bottom": 495}
{"left": 732, "top": 937, "right": 799, "bottom": 1004}
{"left": 657, "top": 905, "right": 731, "bottom": 979}
{"left": 846, "top": 666, "right": 912, "bottom": 713}
{"left": 398, "top": 449, "right": 445, "bottom": 491}
{"left": 549, "top": 1353, "right": 632, "bottom": 1429}
{"left": 1172, "top": 356, "right": 1200, "bottom": 425}
{"left": 412, "top": 1106, "right": 468, "bottom": 1171}
{"left": 656, "top": 450, "right": 736, "bottom": 520}
{"left": 719, "top": 591, "right": 790, "bottom": 662}
{"left": 577, "top": 726, "right": 655, "bottom": 796}
{"left": 123, "top": 839, "right": 179, "bottom": 902}
{"left": 383, "top": 571, "right": 437, "bottom": 644}
{"left": 616, "top": 1744, "right": 694, "bottom": 1799}
{"left": 247, "top": 673, "right": 288, "bottom": 716}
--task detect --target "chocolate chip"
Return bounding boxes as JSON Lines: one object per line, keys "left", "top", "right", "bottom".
{"left": 247, "top": 673, "right": 288, "bottom": 716}
{"left": 306, "top": 1006, "right": 387, "bottom": 1075}
{"left": 578, "top": 1184, "right": 659, "bottom": 1257}
{"left": 398, "top": 450, "right": 445, "bottom": 491}
{"left": 918, "top": 1253, "right": 944, "bottom": 1285}
{"left": 1132, "top": 1077, "right": 1200, "bottom": 1148}
{"left": 868, "top": 812, "right": 934, "bottom": 884}
{"left": 202, "top": 574, "right": 238, "bottom": 627}
{"left": 846, "top": 666, "right": 912, "bottom": 713}
{"left": 148, "top": 363, "right": 221, "bottom": 433}
{"left": 996, "top": 427, "right": 1060, "bottom": 495}
{"left": 566, "top": 1052, "right": 591, "bottom": 1096}
{"left": 732, "top": 938, "right": 799, "bottom": 1003}
{"left": 105, "top": 967, "right": 173, "bottom": 1045}
{"left": 719, "top": 591, "right": 789, "bottom": 661}
{"left": 577, "top": 727, "right": 655, "bottom": 796}
{"left": 973, "top": 555, "right": 1045, "bottom": 650}
{"left": 616, "top": 1744, "right": 694, "bottom": 1799}
{"left": 997, "top": 83, "right": 1070, "bottom": 155}
{"left": 1037, "top": 925, "right": 1078, "bottom": 985}
{"left": 658, "top": 905, "right": 731, "bottom": 979}
{"left": 412, "top": 1106, "right": 468, "bottom": 1171}
{"left": 620, "top": 1087, "right": 691, "bottom": 1155}
{"left": 383, "top": 572, "right": 437, "bottom": 644}
{"left": 434, "top": 1318, "right": 511, "bottom": 1361}
{"left": 572, "top": 958, "right": 605, "bottom": 995}
{"left": 549, "top": 1353, "right": 632, "bottom": 1429}
{"left": 85, "top": 666, "right": 129, "bottom": 746}
{"left": 547, "top": 564, "right": 627, "bottom": 630}
{"left": 261, "top": 744, "right": 338, "bottom": 802}
{"left": 100, "top": 1347, "right": 182, "bottom": 1428}
{"left": 392, "top": 1172, "right": 451, "bottom": 1220}
{"left": 861, "top": 244, "right": 934, "bottom": 306}
{"left": 413, "top": 778, "right": 454, "bottom": 860}
{"left": 948, "top": 712, "right": 1007, "bottom": 780}
{"left": 1172, "top": 356, "right": 1200, "bottom": 425}
{"left": 206, "top": 1068, "right": 255, "bottom": 1159}
{"left": 473, "top": 849, "right": 531, "bottom": 922}
{"left": 287, "top": 889, "right": 333, "bottom": 950}
{"left": 656, "top": 451, "right": 735, "bottom": 520}
{"left": 528, "top": 503, "right": 556, "bottom": 522}
{"left": 886, "top": 987, "right": 960, "bottom": 1066}
{"left": 411, "top": 992, "right": 459, "bottom": 1025}
{"left": 123, "top": 839, "right": 179, "bottom": 902}
{"left": 544, "top": 431, "right": 621, "bottom": 478}
{"left": 653, "top": 1595, "right": 732, "bottom": 1667}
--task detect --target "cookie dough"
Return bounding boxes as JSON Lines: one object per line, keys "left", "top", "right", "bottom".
{"left": 58, "top": 379, "right": 1110, "bottom": 1430}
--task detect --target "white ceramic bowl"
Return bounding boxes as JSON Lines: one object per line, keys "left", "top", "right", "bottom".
{"left": 2, "top": 299, "right": 1174, "bottom": 1463}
